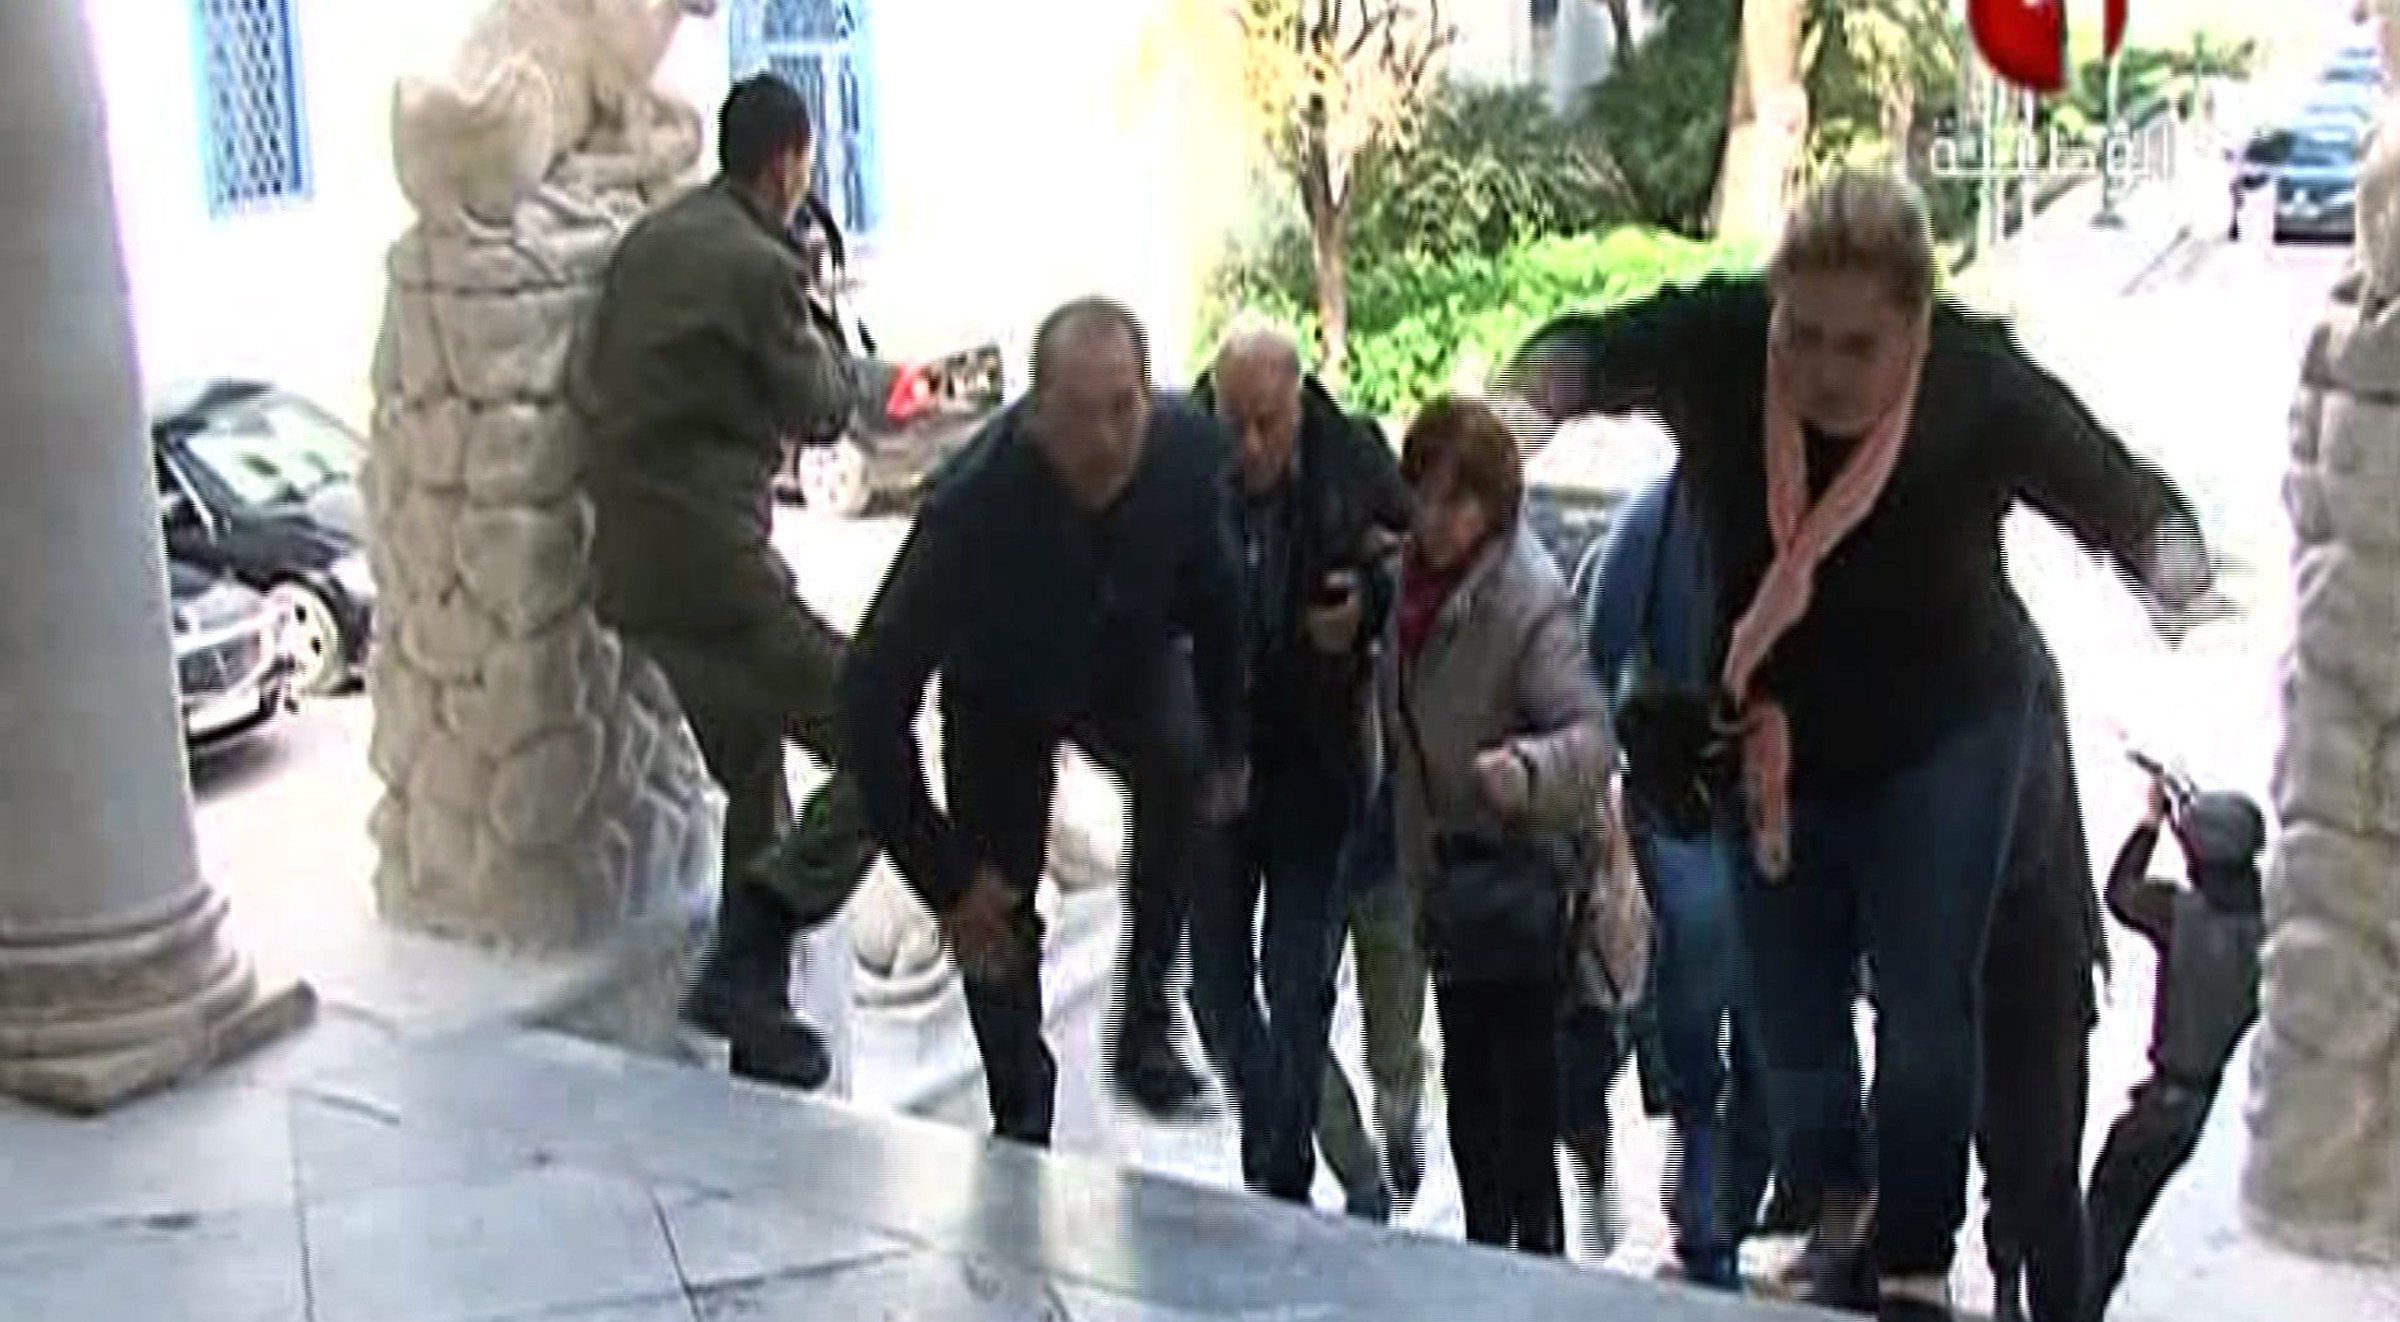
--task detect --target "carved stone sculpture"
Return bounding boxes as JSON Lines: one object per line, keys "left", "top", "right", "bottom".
{"left": 394, "top": 0, "right": 721, "bottom": 228}
{"left": 365, "top": 0, "right": 724, "bottom": 1054}
{"left": 2247, "top": 5, "right": 2400, "bottom": 1263}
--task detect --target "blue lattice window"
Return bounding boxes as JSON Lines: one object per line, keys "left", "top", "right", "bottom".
{"left": 191, "top": 0, "right": 311, "bottom": 216}
{"left": 731, "top": 0, "right": 883, "bottom": 238}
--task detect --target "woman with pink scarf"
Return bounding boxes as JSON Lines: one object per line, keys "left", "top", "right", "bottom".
{"left": 1507, "top": 171, "right": 2208, "bottom": 1321}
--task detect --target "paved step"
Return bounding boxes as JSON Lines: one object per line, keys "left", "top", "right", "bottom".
{"left": 261, "top": 1023, "right": 1840, "bottom": 1320}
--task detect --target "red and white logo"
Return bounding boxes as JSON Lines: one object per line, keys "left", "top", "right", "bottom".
{"left": 1969, "top": 0, "right": 2130, "bottom": 94}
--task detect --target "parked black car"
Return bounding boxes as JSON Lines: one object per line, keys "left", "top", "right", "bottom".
{"left": 153, "top": 380, "right": 375, "bottom": 694}
{"left": 168, "top": 554, "right": 295, "bottom": 751}
{"left": 2238, "top": 117, "right": 2366, "bottom": 242}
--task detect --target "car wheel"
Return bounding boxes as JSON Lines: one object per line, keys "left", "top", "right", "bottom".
{"left": 797, "top": 437, "right": 872, "bottom": 518}
{"left": 269, "top": 581, "right": 348, "bottom": 696}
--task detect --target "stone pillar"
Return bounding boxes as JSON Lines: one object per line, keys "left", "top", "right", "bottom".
{"left": 361, "top": 1, "right": 722, "bottom": 1056}
{"left": 2248, "top": 4, "right": 2400, "bottom": 1262}
{"left": 0, "top": 0, "right": 311, "bottom": 1113}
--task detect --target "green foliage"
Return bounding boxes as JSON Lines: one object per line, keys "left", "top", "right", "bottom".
{"left": 1201, "top": 226, "right": 1759, "bottom": 417}
{"left": 1350, "top": 84, "right": 1634, "bottom": 260}
{"left": 1575, "top": 0, "right": 1738, "bottom": 236}
{"left": 2070, "top": 36, "right": 2263, "bottom": 127}
{"left": 1802, "top": 0, "right": 1955, "bottom": 169}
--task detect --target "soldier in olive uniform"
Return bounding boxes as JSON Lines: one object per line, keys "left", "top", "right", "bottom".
{"left": 569, "top": 75, "right": 872, "bottom": 1091}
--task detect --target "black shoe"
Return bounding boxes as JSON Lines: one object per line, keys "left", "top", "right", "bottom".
{"left": 1757, "top": 1181, "right": 1821, "bottom": 1238}
{"left": 1111, "top": 1032, "right": 1213, "bottom": 1120}
{"left": 1990, "top": 1258, "right": 2027, "bottom": 1322}
{"left": 1344, "top": 1179, "right": 1394, "bottom": 1224}
{"left": 681, "top": 884, "right": 832, "bottom": 1092}
{"left": 1876, "top": 1275, "right": 1955, "bottom": 1322}
{"left": 728, "top": 1029, "right": 832, "bottom": 1091}
{"left": 1780, "top": 1194, "right": 1876, "bottom": 1312}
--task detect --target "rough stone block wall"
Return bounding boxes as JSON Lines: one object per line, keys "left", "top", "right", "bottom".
{"left": 363, "top": 185, "right": 720, "bottom": 958}
{"left": 2251, "top": 254, "right": 2400, "bottom": 1263}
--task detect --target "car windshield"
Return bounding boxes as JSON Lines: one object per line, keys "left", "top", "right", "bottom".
{"left": 177, "top": 393, "right": 361, "bottom": 509}
{"left": 2288, "top": 132, "right": 2359, "bottom": 169}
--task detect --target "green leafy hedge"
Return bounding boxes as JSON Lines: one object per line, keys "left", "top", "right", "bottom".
{"left": 1200, "top": 226, "right": 1759, "bottom": 418}
{"left": 1352, "top": 84, "right": 1634, "bottom": 261}
{"left": 1576, "top": 0, "right": 1739, "bottom": 237}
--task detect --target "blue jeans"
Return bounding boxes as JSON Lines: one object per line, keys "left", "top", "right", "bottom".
{"left": 1187, "top": 777, "right": 1351, "bottom": 1201}
{"left": 1737, "top": 677, "right": 2034, "bottom": 1276}
{"left": 1637, "top": 824, "right": 1778, "bottom": 1263}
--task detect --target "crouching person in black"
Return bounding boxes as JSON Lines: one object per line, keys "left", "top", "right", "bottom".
{"left": 2081, "top": 775, "right": 2267, "bottom": 1320}
{"left": 1184, "top": 327, "right": 1413, "bottom": 1204}
{"left": 839, "top": 298, "right": 1250, "bottom": 1145}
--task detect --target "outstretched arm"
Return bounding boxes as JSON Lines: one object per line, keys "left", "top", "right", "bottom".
{"left": 2000, "top": 339, "right": 2212, "bottom": 612}
{"left": 1503, "top": 277, "right": 1750, "bottom": 424}
{"left": 2105, "top": 818, "right": 2179, "bottom": 949}
{"left": 839, "top": 513, "right": 977, "bottom": 914}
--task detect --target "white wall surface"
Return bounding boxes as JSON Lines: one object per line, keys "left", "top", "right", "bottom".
{"left": 80, "top": 0, "right": 1265, "bottom": 424}
{"left": 1446, "top": 0, "right": 1535, "bottom": 85}
{"left": 83, "top": 1, "right": 730, "bottom": 428}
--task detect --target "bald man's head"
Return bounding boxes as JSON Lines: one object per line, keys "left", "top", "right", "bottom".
{"left": 1213, "top": 327, "right": 1306, "bottom": 496}
{"left": 1028, "top": 297, "right": 1153, "bottom": 514}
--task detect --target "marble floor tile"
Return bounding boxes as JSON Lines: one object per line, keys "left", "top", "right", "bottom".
{"left": 304, "top": 1164, "right": 684, "bottom": 1322}
{"left": 693, "top": 1248, "right": 1097, "bottom": 1322}
{"left": 211, "top": 1003, "right": 406, "bottom": 1093}
{"left": 480, "top": 1293, "right": 698, "bottom": 1322}
{"left": 0, "top": 1080, "right": 296, "bottom": 1237}
{"left": 0, "top": 1203, "right": 305, "bottom": 1322}
{"left": 655, "top": 1187, "right": 911, "bottom": 1291}
{"left": 289, "top": 1089, "right": 555, "bottom": 1202}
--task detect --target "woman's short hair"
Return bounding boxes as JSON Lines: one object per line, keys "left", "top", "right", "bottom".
{"left": 1401, "top": 395, "right": 1524, "bottom": 523}
{"left": 1767, "top": 168, "right": 1938, "bottom": 310}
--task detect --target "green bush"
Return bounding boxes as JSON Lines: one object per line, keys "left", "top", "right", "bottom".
{"left": 1577, "top": 0, "right": 1739, "bottom": 236}
{"left": 1200, "top": 226, "right": 1759, "bottom": 418}
{"left": 1351, "top": 84, "right": 1633, "bottom": 261}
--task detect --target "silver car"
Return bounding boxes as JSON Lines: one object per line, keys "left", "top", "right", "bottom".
{"left": 170, "top": 557, "right": 296, "bottom": 750}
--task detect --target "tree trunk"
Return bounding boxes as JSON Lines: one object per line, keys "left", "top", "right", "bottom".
{"left": 1885, "top": 80, "right": 1916, "bottom": 171}
{"left": 1309, "top": 197, "right": 1352, "bottom": 383}
{"left": 1601, "top": 0, "right": 1635, "bottom": 65}
{"left": 1710, "top": 0, "right": 1809, "bottom": 243}
{"left": 1299, "top": 125, "right": 1351, "bottom": 382}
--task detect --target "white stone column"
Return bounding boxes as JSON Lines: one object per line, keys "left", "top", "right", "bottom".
{"left": 0, "top": 0, "right": 311, "bottom": 1113}
{"left": 2247, "top": 3, "right": 2400, "bottom": 1263}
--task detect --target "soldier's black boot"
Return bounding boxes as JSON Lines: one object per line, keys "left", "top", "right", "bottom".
{"left": 681, "top": 883, "right": 831, "bottom": 1091}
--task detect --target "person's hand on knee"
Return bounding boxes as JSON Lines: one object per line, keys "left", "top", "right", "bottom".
{"left": 945, "top": 862, "right": 1026, "bottom": 982}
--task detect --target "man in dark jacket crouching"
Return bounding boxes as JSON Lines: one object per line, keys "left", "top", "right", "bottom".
{"left": 840, "top": 298, "right": 1250, "bottom": 1145}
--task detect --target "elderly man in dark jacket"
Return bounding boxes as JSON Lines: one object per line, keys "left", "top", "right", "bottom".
{"left": 570, "top": 74, "right": 870, "bottom": 1093}
{"left": 1183, "top": 327, "right": 1413, "bottom": 1206}
{"left": 840, "top": 298, "right": 1249, "bottom": 1145}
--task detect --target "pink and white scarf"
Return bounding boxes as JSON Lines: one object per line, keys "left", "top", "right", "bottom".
{"left": 1722, "top": 308, "right": 1929, "bottom": 879}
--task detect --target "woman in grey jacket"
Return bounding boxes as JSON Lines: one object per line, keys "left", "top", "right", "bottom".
{"left": 1388, "top": 397, "right": 1614, "bottom": 1256}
